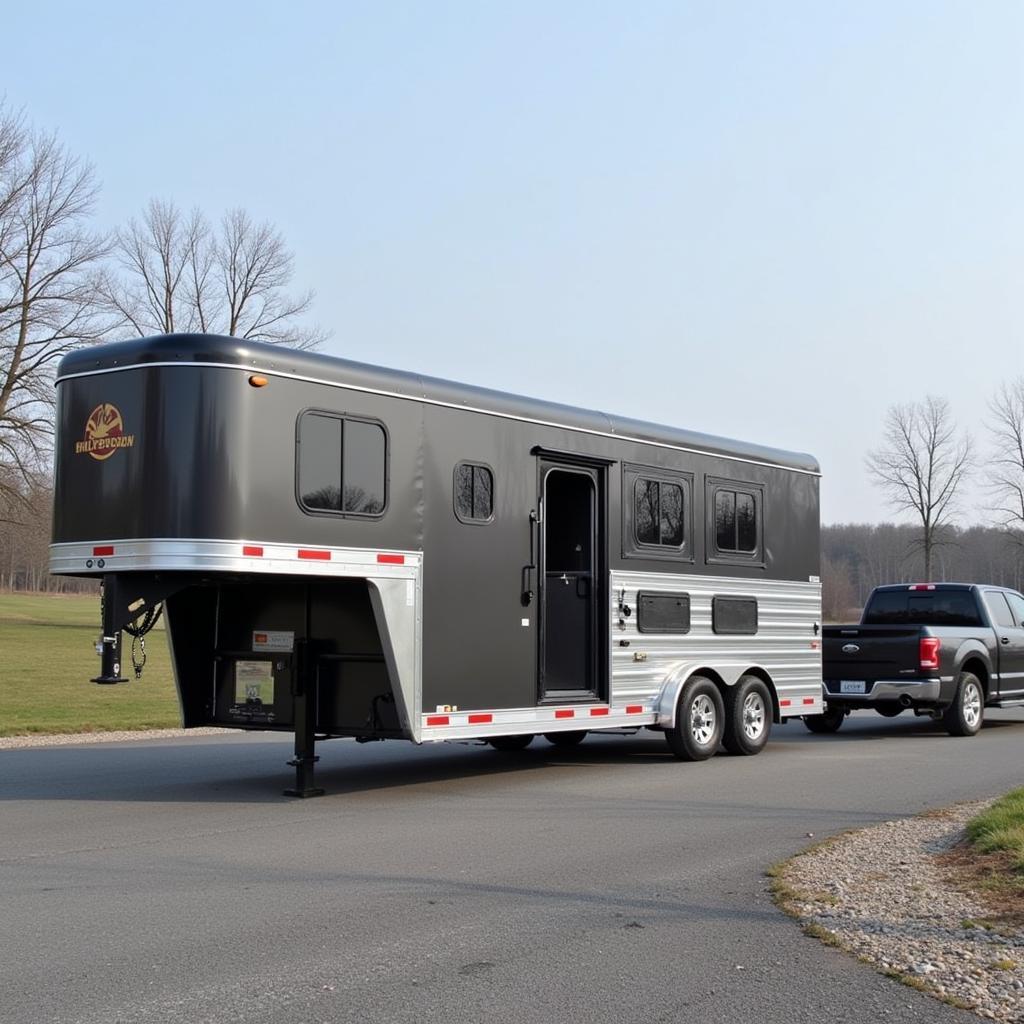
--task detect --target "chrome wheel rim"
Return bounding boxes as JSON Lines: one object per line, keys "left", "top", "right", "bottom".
{"left": 963, "top": 682, "right": 982, "bottom": 728}
{"left": 742, "top": 692, "right": 766, "bottom": 740}
{"left": 689, "top": 693, "right": 717, "bottom": 746}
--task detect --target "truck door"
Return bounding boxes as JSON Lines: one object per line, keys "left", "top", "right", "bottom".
{"left": 987, "top": 590, "right": 1024, "bottom": 697}
{"left": 537, "top": 459, "right": 606, "bottom": 702}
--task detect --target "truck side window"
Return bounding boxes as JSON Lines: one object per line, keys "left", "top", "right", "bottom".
{"left": 454, "top": 462, "right": 494, "bottom": 523}
{"left": 985, "top": 592, "right": 1016, "bottom": 629}
{"left": 1006, "top": 592, "right": 1024, "bottom": 628}
{"left": 297, "top": 412, "right": 387, "bottom": 516}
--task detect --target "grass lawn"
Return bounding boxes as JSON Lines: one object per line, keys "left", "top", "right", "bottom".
{"left": 0, "top": 591, "right": 180, "bottom": 736}
{"left": 967, "top": 788, "right": 1024, "bottom": 873}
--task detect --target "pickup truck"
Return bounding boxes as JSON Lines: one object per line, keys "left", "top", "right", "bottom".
{"left": 808, "top": 583, "right": 1024, "bottom": 736}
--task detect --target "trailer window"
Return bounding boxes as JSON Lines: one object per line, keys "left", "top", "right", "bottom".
{"left": 297, "top": 412, "right": 386, "bottom": 516}
{"left": 635, "top": 479, "right": 684, "bottom": 548}
{"left": 454, "top": 463, "right": 494, "bottom": 523}
{"left": 706, "top": 478, "right": 763, "bottom": 565}
{"left": 622, "top": 465, "right": 693, "bottom": 562}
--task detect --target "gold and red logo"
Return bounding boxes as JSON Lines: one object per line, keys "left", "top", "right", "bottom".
{"left": 75, "top": 404, "right": 135, "bottom": 461}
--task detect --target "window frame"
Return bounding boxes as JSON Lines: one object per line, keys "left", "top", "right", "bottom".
{"left": 621, "top": 463, "right": 694, "bottom": 563}
{"left": 705, "top": 476, "right": 765, "bottom": 567}
{"left": 294, "top": 408, "right": 390, "bottom": 520}
{"left": 453, "top": 461, "right": 496, "bottom": 525}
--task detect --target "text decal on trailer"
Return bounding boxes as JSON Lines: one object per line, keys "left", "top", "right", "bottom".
{"left": 75, "top": 404, "right": 135, "bottom": 461}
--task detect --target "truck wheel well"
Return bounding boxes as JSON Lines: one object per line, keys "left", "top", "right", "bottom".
{"left": 960, "top": 658, "right": 989, "bottom": 697}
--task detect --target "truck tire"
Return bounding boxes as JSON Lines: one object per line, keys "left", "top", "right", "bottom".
{"left": 876, "top": 705, "right": 903, "bottom": 718}
{"left": 544, "top": 730, "right": 587, "bottom": 748}
{"left": 665, "top": 675, "right": 725, "bottom": 761}
{"left": 942, "top": 671, "right": 984, "bottom": 737}
{"left": 803, "top": 704, "right": 845, "bottom": 734}
{"left": 722, "top": 675, "right": 772, "bottom": 756}
{"left": 488, "top": 734, "right": 534, "bottom": 751}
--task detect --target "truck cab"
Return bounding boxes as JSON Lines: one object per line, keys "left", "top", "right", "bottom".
{"left": 811, "top": 583, "right": 1024, "bottom": 736}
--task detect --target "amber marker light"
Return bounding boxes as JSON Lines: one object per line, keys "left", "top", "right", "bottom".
{"left": 248, "top": 374, "right": 269, "bottom": 388}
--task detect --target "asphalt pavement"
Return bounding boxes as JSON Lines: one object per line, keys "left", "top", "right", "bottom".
{"left": 1, "top": 709, "right": 1022, "bottom": 1024}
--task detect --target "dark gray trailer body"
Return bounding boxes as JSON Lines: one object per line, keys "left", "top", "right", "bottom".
{"left": 51, "top": 334, "right": 823, "bottom": 794}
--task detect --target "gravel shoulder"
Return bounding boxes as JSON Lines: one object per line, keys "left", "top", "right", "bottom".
{"left": 0, "top": 727, "right": 232, "bottom": 750}
{"left": 773, "top": 801, "right": 1024, "bottom": 1022}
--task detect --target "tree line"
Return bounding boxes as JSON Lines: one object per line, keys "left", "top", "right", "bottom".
{"left": 0, "top": 102, "right": 324, "bottom": 524}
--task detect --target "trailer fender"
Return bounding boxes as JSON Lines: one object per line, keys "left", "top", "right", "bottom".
{"left": 367, "top": 577, "right": 421, "bottom": 743}
{"left": 655, "top": 662, "right": 773, "bottom": 729}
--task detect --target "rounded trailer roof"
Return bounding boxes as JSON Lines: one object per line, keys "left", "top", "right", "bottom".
{"left": 57, "top": 333, "right": 820, "bottom": 475}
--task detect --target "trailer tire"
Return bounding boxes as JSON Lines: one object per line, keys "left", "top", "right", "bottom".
{"left": 942, "top": 671, "right": 984, "bottom": 737}
{"left": 544, "top": 730, "right": 587, "bottom": 748}
{"left": 803, "top": 704, "right": 845, "bottom": 733}
{"left": 722, "top": 675, "right": 772, "bottom": 756}
{"left": 665, "top": 675, "right": 724, "bottom": 761}
{"left": 488, "top": 734, "right": 534, "bottom": 751}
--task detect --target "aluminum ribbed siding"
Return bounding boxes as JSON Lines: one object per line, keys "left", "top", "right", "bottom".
{"left": 609, "top": 570, "right": 822, "bottom": 711}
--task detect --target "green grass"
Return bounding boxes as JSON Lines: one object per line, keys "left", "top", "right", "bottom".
{"left": 0, "top": 592, "right": 180, "bottom": 736}
{"left": 966, "top": 788, "right": 1024, "bottom": 872}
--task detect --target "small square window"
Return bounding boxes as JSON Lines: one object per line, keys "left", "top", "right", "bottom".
{"left": 455, "top": 463, "right": 494, "bottom": 523}
{"left": 634, "top": 478, "right": 685, "bottom": 548}
{"left": 707, "top": 478, "right": 763, "bottom": 564}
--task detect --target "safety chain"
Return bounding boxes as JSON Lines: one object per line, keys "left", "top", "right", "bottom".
{"left": 124, "top": 604, "right": 163, "bottom": 680}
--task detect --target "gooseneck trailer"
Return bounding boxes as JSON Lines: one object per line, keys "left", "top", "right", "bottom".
{"left": 50, "top": 334, "right": 823, "bottom": 795}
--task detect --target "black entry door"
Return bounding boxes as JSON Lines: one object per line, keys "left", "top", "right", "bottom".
{"left": 539, "top": 463, "right": 601, "bottom": 700}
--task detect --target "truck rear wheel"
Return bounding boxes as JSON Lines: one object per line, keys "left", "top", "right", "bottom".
{"left": 544, "top": 730, "right": 587, "bottom": 748}
{"left": 722, "top": 675, "right": 772, "bottom": 756}
{"left": 488, "top": 734, "right": 534, "bottom": 751}
{"left": 803, "top": 704, "right": 845, "bottom": 733}
{"left": 942, "top": 671, "right": 984, "bottom": 737}
{"left": 665, "top": 676, "right": 724, "bottom": 761}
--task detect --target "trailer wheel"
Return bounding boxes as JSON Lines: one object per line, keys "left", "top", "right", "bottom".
{"left": 803, "top": 704, "right": 845, "bottom": 734}
{"left": 543, "top": 730, "right": 587, "bottom": 748}
{"left": 488, "top": 734, "right": 534, "bottom": 751}
{"left": 665, "top": 675, "right": 724, "bottom": 761}
{"left": 942, "top": 671, "right": 984, "bottom": 737}
{"left": 722, "top": 675, "right": 772, "bottom": 756}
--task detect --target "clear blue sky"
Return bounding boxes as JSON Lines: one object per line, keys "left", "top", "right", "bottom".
{"left": 7, "top": 1, "right": 1022, "bottom": 523}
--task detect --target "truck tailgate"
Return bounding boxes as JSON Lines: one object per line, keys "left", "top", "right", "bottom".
{"left": 823, "top": 625, "right": 923, "bottom": 680}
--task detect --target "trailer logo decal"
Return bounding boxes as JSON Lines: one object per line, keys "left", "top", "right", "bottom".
{"left": 76, "top": 404, "right": 134, "bottom": 461}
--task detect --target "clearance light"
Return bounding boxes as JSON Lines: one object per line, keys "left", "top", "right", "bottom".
{"left": 248, "top": 375, "right": 269, "bottom": 388}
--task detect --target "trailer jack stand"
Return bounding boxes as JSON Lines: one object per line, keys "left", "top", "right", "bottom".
{"left": 284, "top": 752, "right": 324, "bottom": 799}
{"left": 283, "top": 658, "right": 324, "bottom": 798}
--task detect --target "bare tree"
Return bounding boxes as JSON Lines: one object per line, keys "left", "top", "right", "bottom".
{"left": 0, "top": 109, "right": 110, "bottom": 512}
{"left": 103, "top": 199, "right": 325, "bottom": 349}
{"left": 986, "top": 377, "right": 1024, "bottom": 544}
{"left": 865, "top": 396, "right": 972, "bottom": 579}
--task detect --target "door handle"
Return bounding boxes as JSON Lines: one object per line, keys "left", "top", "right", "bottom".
{"left": 1002, "top": 636, "right": 1011, "bottom": 645}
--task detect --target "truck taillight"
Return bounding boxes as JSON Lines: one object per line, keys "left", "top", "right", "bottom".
{"left": 919, "top": 636, "right": 941, "bottom": 672}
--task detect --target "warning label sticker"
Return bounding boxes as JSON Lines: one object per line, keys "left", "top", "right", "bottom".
{"left": 252, "top": 630, "right": 294, "bottom": 652}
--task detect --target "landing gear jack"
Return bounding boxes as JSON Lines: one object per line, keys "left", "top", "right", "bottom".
{"left": 283, "top": 640, "right": 324, "bottom": 798}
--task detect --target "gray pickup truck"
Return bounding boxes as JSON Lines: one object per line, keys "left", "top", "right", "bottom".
{"left": 809, "top": 583, "right": 1024, "bottom": 736}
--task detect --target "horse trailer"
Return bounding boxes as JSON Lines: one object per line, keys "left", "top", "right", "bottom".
{"left": 50, "top": 334, "right": 823, "bottom": 795}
